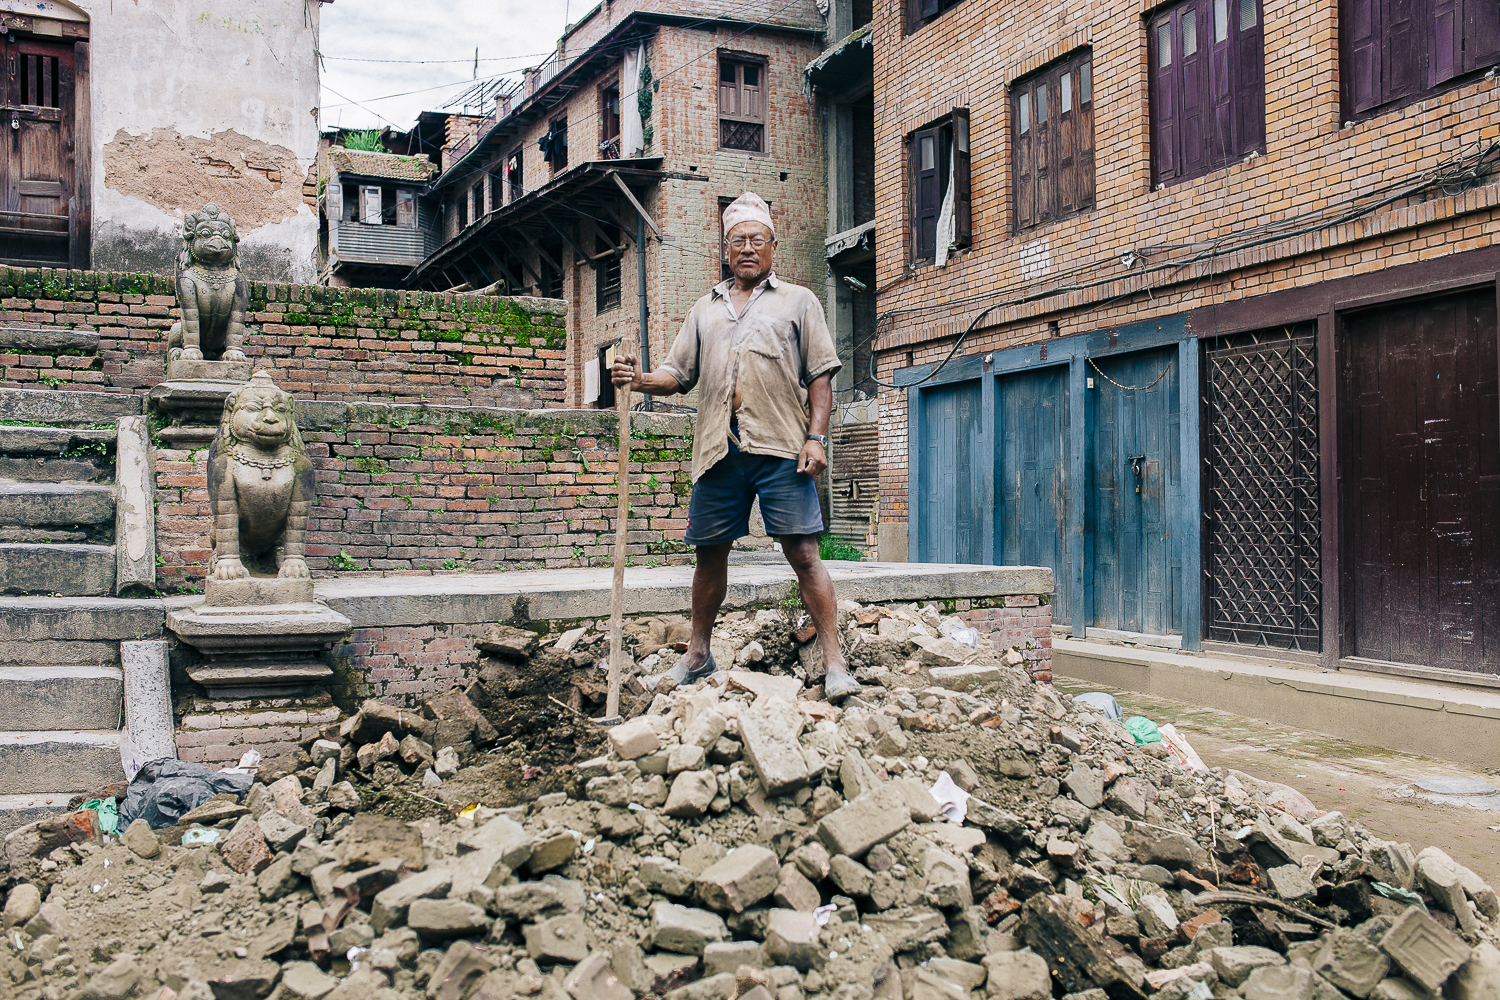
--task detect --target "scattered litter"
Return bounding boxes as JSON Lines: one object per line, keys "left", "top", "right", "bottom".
{"left": 116, "top": 758, "right": 254, "bottom": 830}
{"left": 1071, "top": 691, "right": 1123, "bottom": 720}
{"left": 947, "top": 626, "right": 980, "bottom": 648}
{"left": 81, "top": 797, "right": 119, "bottom": 836}
{"left": 929, "top": 770, "right": 970, "bottom": 824}
{"left": 180, "top": 828, "right": 220, "bottom": 846}
{"left": 813, "top": 904, "right": 835, "bottom": 926}
{"left": 1124, "top": 714, "right": 1163, "bottom": 744}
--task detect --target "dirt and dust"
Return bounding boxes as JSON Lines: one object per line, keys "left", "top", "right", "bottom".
{"left": 2, "top": 599, "right": 1498, "bottom": 1000}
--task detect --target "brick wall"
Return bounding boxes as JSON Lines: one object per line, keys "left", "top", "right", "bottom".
{"left": 956, "top": 596, "right": 1054, "bottom": 681}
{"left": 176, "top": 696, "right": 341, "bottom": 766}
{"left": 0, "top": 266, "right": 567, "bottom": 408}
{"left": 154, "top": 406, "right": 695, "bottom": 590}
{"left": 869, "top": 0, "right": 1500, "bottom": 540}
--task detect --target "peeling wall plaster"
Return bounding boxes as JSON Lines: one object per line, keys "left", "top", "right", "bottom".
{"left": 78, "top": 0, "right": 321, "bottom": 282}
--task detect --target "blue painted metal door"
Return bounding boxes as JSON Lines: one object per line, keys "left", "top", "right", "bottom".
{"left": 918, "top": 380, "right": 985, "bottom": 563}
{"left": 998, "top": 367, "right": 1071, "bottom": 623}
{"left": 1090, "top": 347, "right": 1183, "bottom": 634}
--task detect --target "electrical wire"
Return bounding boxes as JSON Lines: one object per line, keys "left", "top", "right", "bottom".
{"left": 319, "top": 52, "right": 551, "bottom": 64}
{"left": 853, "top": 134, "right": 1500, "bottom": 390}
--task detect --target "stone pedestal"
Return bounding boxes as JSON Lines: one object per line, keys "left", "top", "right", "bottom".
{"left": 167, "top": 599, "right": 351, "bottom": 699}
{"left": 165, "top": 358, "right": 252, "bottom": 383}
{"left": 148, "top": 378, "right": 246, "bottom": 446}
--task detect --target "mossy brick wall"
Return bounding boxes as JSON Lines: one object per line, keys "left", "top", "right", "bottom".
{"left": 153, "top": 403, "right": 695, "bottom": 590}
{"left": 0, "top": 266, "right": 567, "bottom": 406}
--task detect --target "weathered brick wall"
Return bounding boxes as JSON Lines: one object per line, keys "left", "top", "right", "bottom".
{"left": 154, "top": 406, "right": 695, "bottom": 590}
{"left": 176, "top": 696, "right": 341, "bottom": 766}
{"left": 0, "top": 266, "right": 567, "bottom": 408}
{"left": 869, "top": 0, "right": 1500, "bottom": 541}
{"left": 956, "top": 596, "right": 1053, "bottom": 681}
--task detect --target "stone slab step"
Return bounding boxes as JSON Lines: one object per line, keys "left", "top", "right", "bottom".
{"left": 0, "top": 454, "right": 114, "bottom": 484}
{"left": 0, "top": 794, "right": 78, "bottom": 838}
{"left": 0, "top": 596, "right": 165, "bottom": 642}
{"left": 0, "top": 666, "right": 123, "bottom": 731}
{"left": 0, "top": 386, "right": 139, "bottom": 425}
{"left": 0, "top": 425, "right": 115, "bottom": 456}
{"left": 0, "top": 638, "right": 117, "bottom": 666}
{"left": 0, "top": 731, "right": 123, "bottom": 795}
{"left": 0, "top": 543, "right": 115, "bottom": 596}
{"left": 0, "top": 483, "right": 114, "bottom": 528}
{"left": 0, "top": 326, "right": 99, "bottom": 353}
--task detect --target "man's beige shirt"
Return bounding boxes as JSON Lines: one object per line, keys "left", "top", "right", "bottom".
{"left": 659, "top": 273, "right": 841, "bottom": 482}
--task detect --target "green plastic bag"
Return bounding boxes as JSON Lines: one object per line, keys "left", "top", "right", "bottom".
{"left": 82, "top": 797, "right": 119, "bottom": 835}
{"left": 1124, "top": 716, "right": 1163, "bottom": 745}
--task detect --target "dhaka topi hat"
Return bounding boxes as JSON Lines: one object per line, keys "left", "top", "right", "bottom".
{"left": 722, "top": 191, "right": 775, "bottom": 240}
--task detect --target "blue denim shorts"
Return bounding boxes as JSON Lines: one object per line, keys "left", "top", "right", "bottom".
{"left": 685, "top": 429, "right": 824, "bottom": 546}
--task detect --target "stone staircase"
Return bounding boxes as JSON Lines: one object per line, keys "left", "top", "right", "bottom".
{"left": 0, "top": 370, "right": 165, "bottom": 833}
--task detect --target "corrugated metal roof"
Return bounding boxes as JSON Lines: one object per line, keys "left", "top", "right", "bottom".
{"left": 328, "top": 147, "right": 438, "bottom": 183}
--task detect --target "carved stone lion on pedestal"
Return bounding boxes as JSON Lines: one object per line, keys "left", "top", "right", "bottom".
{"left": 207, "top": 371, "right": 315, "bottom": 582}
{"left": 168, "top": 203, "right": 249, "bottom": 363}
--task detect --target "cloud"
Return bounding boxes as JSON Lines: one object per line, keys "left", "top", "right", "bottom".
{"left": 318, "top": 0, "right": 571, "bottom": 132}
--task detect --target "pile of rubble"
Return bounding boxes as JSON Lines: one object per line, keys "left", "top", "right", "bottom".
{"left": 2, "top": 599, "right": 1498, "bottom": 1000}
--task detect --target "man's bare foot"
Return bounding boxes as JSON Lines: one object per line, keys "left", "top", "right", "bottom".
{"left": 824, "top": 668, "right": 861, "bottom": 701}
{"left": 651, "top": 651, "right": 719, "bottom": 693}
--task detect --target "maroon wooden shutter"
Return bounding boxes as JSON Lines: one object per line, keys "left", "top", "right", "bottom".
{"left": 1178, "top": 7, "right": 1208, "bottom": 179}
{"left": 1432, "top": 0, "right": 1463, "bottom": 83}
{"left": 1347, "top": 0, "right": 1383, "bottom": 111}
{"left": 1207, "top": 0, "right": 1234, "bottom": 169}
{"left": 1462, "top": 0, "right": 1500, "bottom": 72}
{"left": 951, "top": 107, "right": 971, "bottom": 249}
{"left": 719, "top": 61, "right": 739, "bottom": 117}
{"left": 1151, "top": 15, "right": 1180, "bottom": 183}
{"left": 1384, "top": 0, "right": 1422, "bottom": 102}
{"left": 1232, "top": 0, "right": 1265, "bottom": 156}
{"left": 1077, "top": 59, "right": 1096, "bottom": 210}
{"left": 1014, "top": 86, "right": 1035, "bottom": 230}
{"left": 912, "top": 126, "right": 941, "bottom": 261}
{"left": 1034, "top": 80, "right": 1052, "bottom": 223}
{"left": 1056, "top": 65, "right": 1077, "bottom": 215}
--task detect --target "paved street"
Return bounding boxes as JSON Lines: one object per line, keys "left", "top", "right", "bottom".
{"left": 1054, "top": 677, "right": 1500, "bottom": 883}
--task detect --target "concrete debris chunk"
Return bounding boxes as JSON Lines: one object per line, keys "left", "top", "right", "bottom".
{"left": 696, "top": 844, "right": 781, "bottom": 913}
{"left": 650, "top": 901, "right": 729, "bottom": 955}
{"left": 1378, "top": 906, "right": 1472, "bottom": 993}
{"left": 738, "top": 698, "right": 810, "bottom": 796}
{"left": 817, "top": 783, "right": 910, "bottom": 858}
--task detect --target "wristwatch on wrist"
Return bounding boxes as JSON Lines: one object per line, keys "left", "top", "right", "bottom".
{"left": 805, "top": 433, "right": 828, "bottom": 448}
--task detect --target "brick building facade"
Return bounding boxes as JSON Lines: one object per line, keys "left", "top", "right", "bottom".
{"left": 871, "top": 0, "right": 1500, "bottom": 678}
{"left": 406, "top": 1, "right": 829, "bottom": 412}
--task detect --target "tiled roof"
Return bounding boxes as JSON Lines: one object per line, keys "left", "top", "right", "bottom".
{"left": 327, "top": 147, "right": 438, "bottom": 183}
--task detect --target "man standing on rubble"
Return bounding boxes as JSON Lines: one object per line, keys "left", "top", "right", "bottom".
{"left": 611, "top": 191, "right": 860, "bottom": 700}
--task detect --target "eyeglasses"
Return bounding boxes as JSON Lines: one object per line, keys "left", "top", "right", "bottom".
{"left": 725, "top": 236, "right": 773, "bottom": 250}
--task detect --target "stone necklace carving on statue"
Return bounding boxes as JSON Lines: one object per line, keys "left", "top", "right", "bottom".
{"left": 233, "top": 445, "right": 293, "bottom": 481}
{"left": 189, "top": 264, "right": 238, "bottom": 290}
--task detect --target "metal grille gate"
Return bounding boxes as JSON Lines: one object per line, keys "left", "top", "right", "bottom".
{"left": 1203, "top": 326, "right": 1322, "bottom": 650}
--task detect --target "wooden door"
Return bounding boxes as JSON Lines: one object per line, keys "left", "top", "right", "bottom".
{"left": 918, "top": 380, "right": 986, "bottom": 564}
{"left": 998, "top": 367, "right": 1071, "bottom": 623}
{"left": 1342, "top": 289, "right": 1500, "bottom": 673}
{"left": 0, "top": 36, "right": 76, "bottom": 264}
{"left": 1090, "top": 347, "right": 1183, "bottom": 635}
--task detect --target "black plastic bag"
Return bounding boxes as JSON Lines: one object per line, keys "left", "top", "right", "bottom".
{"left": 117, "top": 758, "right": 254, "bottom": 830}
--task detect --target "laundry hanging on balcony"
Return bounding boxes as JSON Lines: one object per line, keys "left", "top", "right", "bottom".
{"left": 539, "top": 120, "right": 568, "bottom": 167}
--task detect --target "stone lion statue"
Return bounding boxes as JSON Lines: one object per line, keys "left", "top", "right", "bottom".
{"left": 207, "top": 371, "right": 315, "bottom": 582}
{"left": 168, "top": 203, "right": 250, "bottom": 363}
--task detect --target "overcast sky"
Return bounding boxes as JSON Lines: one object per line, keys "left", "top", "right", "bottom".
{"left": 319, "top": 0, "right": 575, "bottom": 133}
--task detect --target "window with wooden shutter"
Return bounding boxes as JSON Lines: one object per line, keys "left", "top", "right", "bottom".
{"left": 907, "top": 111, "right": 972, "bottom": 264}
{"left": 396, "top": 189, "right": 416, "bottom": 229}
{"left": 1150, "top": 0, "right": 1264, "bottom": 186}
{"left": 360, "top": 185, "right": 382, "bottom": 225}
{"left": 906, "top": 0, "right": 967, "bottom": 33}
{"left": 1342, "top": 0, "right": 1500, "bottom": 117}
{"left": 506, "top": 151, "right": 523, "bottom": 202}
{"left": 718, "top": 55, "right": 767, "bottom": 153}
{"left": 596, "top": 223, "right": 622, "bottom": 313}
{"left": 1012, "top": 52, "right": 1095, "bottom": 232}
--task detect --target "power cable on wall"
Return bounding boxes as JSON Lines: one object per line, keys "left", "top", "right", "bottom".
{"left": 851, "top": 134, "right": 1500, "bottom": 391}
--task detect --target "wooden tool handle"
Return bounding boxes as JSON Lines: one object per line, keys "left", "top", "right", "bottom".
{"left": 605, "top": 334, "right": 637, "bottom": 721}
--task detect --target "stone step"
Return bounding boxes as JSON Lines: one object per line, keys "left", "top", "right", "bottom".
{"left": 0, "top": 386, "right": 139, "bottom": 425}
{"left": 0, "top": 543, "right": 115, "bottom": 596}
{"left": 0, "top": 326, "right": 100, "bottom": 354}
{"left": 0, "top": 794, "right": 78, "bottom": 837}
{"left": 0, "top": 483, "right": 114, "bottom": 528}
{"left": 0, "top": 666, "right": 123, "bottom": 731}
{"left": 0, "top": 596, "right": 165, "bottom": 643}
{"left": 0, "top": 456, "right": 114, "bottom": 485}
{"left": 0, "top": 731, "right": 122, "bottom": 796}
{"left": 0, "top": 425, "right": 116, "bottom": 456}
